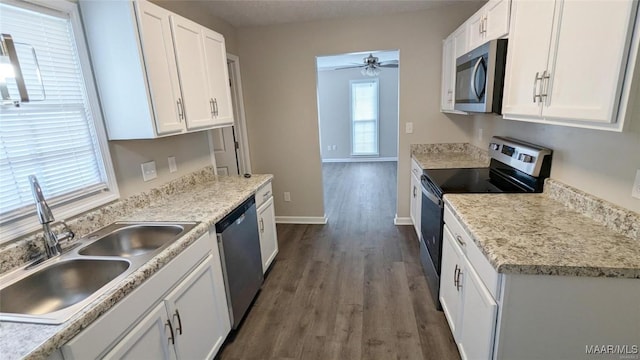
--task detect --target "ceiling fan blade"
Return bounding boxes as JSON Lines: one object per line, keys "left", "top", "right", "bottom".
{"left": 379, "top": 64, "right": 398, "bottom": 68}
{"left": 334, "top": 65, "right": 364, "bottom": 70}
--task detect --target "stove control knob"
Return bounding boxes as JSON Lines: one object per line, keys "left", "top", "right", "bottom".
{"left": 490, "top": 143, "right": 500, "bottom": 150}
{"left": 519, "top": 154, "right": 534, "bottom": 163}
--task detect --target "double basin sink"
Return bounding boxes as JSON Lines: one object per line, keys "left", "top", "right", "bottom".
{"left": 0, "top": 222, "right": 197, "bottom": 324}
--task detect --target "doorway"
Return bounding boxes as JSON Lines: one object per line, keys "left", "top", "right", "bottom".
{"left": 315, "top": 50, "right": 400, "bottom": 221}
{"left": 209, "top": 54, "right": 252, "bottom": 175}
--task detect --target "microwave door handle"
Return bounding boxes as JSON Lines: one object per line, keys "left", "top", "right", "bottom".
{"left": 471, "top": 57, "right": 483, "bottom": 100}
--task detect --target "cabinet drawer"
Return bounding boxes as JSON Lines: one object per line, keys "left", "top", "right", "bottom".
{"left": 255, "top": 181, "right": 273, "bottom": 208}
{"left": 444, "top": 205, "right": 500, "bottom": 300}
{"left": 411, "top": 158, "right": 423, "bottom": 179}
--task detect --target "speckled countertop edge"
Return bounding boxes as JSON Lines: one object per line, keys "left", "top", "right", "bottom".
{"left": 443, "top": 180, "right": 640, "bottom": 279}
{"left": 0, "top": 170, "right": 273, "bottom": 360}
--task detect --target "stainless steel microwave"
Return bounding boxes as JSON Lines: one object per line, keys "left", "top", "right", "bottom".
{"left": 454, "top": 39, "right": 508, "bottom": 113}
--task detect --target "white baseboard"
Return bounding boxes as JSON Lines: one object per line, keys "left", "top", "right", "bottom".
{"left": 275, "top": 215, "right": 329, "bottom": 224}
{"left": 394, "top": 216, "right": 412, "bottom": 226}
{"left": 322, "top": 157, "right": 398, "bottom": 163}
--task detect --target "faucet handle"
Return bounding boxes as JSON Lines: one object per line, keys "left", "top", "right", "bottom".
{"left": 55, "top": 219, "right": 75, "bottom": 243}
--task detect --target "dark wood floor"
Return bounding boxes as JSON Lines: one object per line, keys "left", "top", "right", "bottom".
{"left": 219, "top": 162, "right": 459, "bottom": 360}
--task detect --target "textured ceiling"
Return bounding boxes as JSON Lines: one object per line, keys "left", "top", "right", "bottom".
{"left": 199, "top": 0, "right": 462, "bottom": 28}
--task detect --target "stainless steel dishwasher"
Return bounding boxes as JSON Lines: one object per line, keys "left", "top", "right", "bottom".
{"left": 215, "top": 196, "right": 263, "bottom": 329}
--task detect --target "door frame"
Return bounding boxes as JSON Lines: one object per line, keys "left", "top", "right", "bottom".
{"left": 207, "top": 53, "right": 252, "bottom": 174}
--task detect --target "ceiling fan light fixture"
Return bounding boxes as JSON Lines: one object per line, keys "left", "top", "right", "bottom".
{"left": 361, "top": 65, "right": 380, "bottom": 77}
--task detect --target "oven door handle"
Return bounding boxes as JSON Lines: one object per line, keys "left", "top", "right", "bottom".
{"left": 421, "top": 185, "right": 443, "bottom": 208}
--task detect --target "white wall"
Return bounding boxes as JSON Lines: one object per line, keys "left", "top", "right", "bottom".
{"left": 238, "top": 3, "right": 482, "bottom": 218}
{"left": 318, "top": 67, "right": 399, "bottom": 160}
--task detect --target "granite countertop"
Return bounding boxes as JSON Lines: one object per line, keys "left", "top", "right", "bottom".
{"left": 444, "top": 192, "right": 640, "bottom": 278}
{"left": 410, "top": 143, "right": 490, "bottom": 170}
{"left": 0, "top": 173, "right": 273, "bottom": 360}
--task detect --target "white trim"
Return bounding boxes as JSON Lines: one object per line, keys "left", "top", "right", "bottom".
{"left": 0, "top": 0, "right": 120, "bottom": 242}
{"left": 227, "top": 53, "right": 252, "bottom": 173}
{"left": 275, "top": 215, "right": 328, "bottom": 225}
{"left": 394, "top": 216, "right": 413, "bottom": 226}
{"left": 322, "top": 157, "right": 398, "bottom": 163}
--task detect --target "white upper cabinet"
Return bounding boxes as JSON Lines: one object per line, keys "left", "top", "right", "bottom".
{"left": 203, "top": 29, "right": 234, "bottom": 127}
{"left": 502, "top": 0, "right": 639, "bottom": 131}
{"left": 136, "top": 1, "right": 184, "bottom": 136}
{"left": 441, "top": 26, "right": 468, "bottom": 114}
{"left": 467, "top": 0, "right": 511, "bottom": 51}
{"left": 170, "top": 16, "right": 215, "bottom": 130}
{"left": 79, "top": 0, "right": 233, "bottom": 140}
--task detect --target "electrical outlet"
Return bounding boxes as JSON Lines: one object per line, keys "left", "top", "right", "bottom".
{"left": 405, "top": 122, "right": 413, "bottom": 134}
{"left": 284, "top": 192, "right": 291, "bottom": 202}
{"left": 632, "top": 169, "right": 640, "bottom": 199}
{"left": 168, "top": 156, "right": 177, "bottom": 173}
{"left": 141, "top": 161, "right": 157, "bottom": 182}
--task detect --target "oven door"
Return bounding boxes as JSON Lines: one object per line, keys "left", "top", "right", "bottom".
{"left": 420, "top": 175, "right": 444, "bottom": 310}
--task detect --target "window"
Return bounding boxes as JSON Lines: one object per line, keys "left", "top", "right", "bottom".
{"left": 0, "top": 0, "right": 118, "bottom": 240}
{"left": 350, "top": 79, "right": 379, "bottom": 156}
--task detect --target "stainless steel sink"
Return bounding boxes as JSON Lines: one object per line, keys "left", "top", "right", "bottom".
{"left": 0, "top": 221, "right": 198, "bottom": 324}
{"left": 0, "top": 259, "right": 129, "bottom": 316}
{"left": 78, "top": 224, "right": 186, "bottom": 257}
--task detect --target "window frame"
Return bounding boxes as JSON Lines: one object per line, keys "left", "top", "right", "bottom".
{"left": 0, "top": 0, "right": 119, "bottom": 242}
{"left": 349, "top": 78, "right": 380, "bottom": 157}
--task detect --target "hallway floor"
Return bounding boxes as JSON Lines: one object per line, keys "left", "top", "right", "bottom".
{"left": 218, "top": 162, "right": 459, "bottom": 360}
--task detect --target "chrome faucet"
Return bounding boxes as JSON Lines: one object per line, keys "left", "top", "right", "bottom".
{"left": 29, "top": 175, "right": 74, "bottom": 258}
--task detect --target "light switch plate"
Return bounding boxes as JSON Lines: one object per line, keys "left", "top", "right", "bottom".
{"left": 284, "top": 192, "right": 291, "bottom": 202}
{"left": 141, "top": 161, "right": 157, "bottom": 182}
{"left": 405, "top": 122, "right": 413, "bottom": 134}
{"left": 632, "top": 169, "right": 640, "bottom": 199}
{"left": 168, "top": 156, "right": 177, "bottom": 173}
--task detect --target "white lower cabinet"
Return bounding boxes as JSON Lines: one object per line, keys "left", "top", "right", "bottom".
{"left": 256, "top": 181, "right": 278, "bottom": 273}
{"left": 409, "top": 158, "right": 422, "bottom": 240}
{"left": 442, "top": 205, "right": 640, "bottom": 359}
{"left": 61, "top": 231, "right": 230, "bottom": 360}
{"left": 440, "top": 225, "right": 497, "bottom": 360}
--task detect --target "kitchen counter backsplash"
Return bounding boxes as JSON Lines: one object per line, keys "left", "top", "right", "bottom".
{"left": 545, "top": 178, "right": 639, "bottom": 240}
{"left": 0, "top": 167, "right": 219, "bottom": 275}
{"left": 410, "top": 142, "right": 490, "bottom": 162}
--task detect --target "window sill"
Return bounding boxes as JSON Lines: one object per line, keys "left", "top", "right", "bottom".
{"left": 0, "top": 191, "right": 120, "bottom": 243}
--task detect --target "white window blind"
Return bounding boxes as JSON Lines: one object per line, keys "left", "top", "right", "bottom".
{"left": 0, "top": 2, "right": 113, "bottom": 223}
{"left": 351, "top": 79, "right": 378, "bottom": 155}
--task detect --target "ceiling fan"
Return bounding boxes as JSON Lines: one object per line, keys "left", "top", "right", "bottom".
{"left": 336, "top": 53, "right": 398, "bottom": 76}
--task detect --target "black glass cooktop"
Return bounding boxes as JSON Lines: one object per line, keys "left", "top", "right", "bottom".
{"left": 422, "top": 167, "right": 504, "bottom": 194}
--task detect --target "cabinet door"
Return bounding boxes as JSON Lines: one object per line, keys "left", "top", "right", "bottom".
{"left": 258, "top": 197, "right": 279, "bottom": 273}
{"left": 441, "top": 36, "right": 455, "bottom": 111}
{"left": 203, "top": 29, "right": 234, "bottom": 127}
{"left": 409, "top": 172, "right": 420, "bottom": 238}
{"left": 484, "top": 0, "right": 510, "bottom": 42}
{"left": 542, "top": 0, "right": 637, "bottom": 124}
{"left": 467, "top": 10, "right": 485, "bottom": 50}
{"left": 501, "top": 0, "right": 555, "bottom": 119}
{"left": 135, "top": 0, "right": 184, "bottom": 135}
{"left": 103, "top": 303, "right": 176, "bottom": 360}
{"left": 170, "top": 16, "right": 215, "bottom": 130}
{"left": 453, "top": 24, "right": 469, "bottom": 59}
{"left": 440, "top": 225, "right": 463, "bottom": 340}
{"left": 458, "top": 258, "right": 498, "bottom": 360}
{"left": 164, "top": 254, "right": 231, "bottom": 359}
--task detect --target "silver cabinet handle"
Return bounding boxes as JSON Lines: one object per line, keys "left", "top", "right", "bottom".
{"left": 540, "top": 70, "right": 551, "bottom": 100}
{"left": 455, "top": 234, "right": 466, "bottom": 247}
{"left": 165, "top": 319, "right": 175, "bottom": 345}
{"left": 259, "top": 217, "right": 264, "bottom": 232}
{"left": 483, "top": 16, "right": 487, "bottom": 34}
{"left": 532, "top": 72, "right": 543, "bottom": 103}
{"left": 454, "top": 265, "right": 459, "bottom": 288}
{"left": 173, "top": 309, "right": 183, "bottom": 335}
{"left": 213, "top": 98, "right": 219, "bottom": 117}
{"left": 263, "top": 191, "right": 271, "bottom": 200}
{"left": 209, "top": 98, "right": 215, "bottom": 117}
{"left": 456, "top": 268, "right": 463, "bottom": 291}
{"left": 479, "top": 19, "right": 483, "bottom": 34}
{"left": 413, "top": 186, "right": 417, "bottom": 197}
{"left": 177, "top": 98, "right": 184, "bottom": 122}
